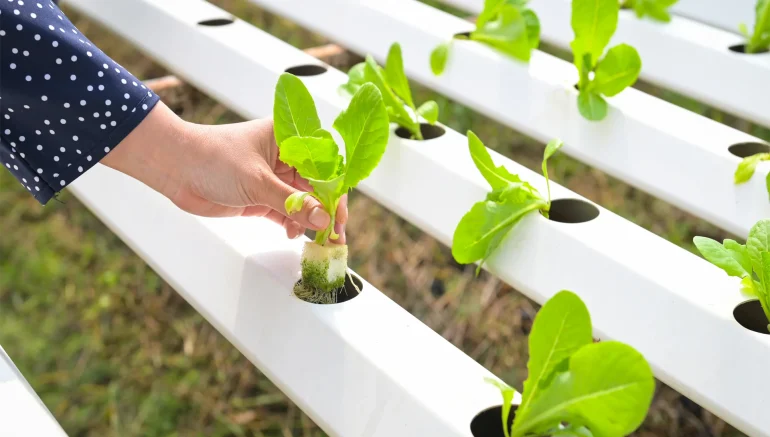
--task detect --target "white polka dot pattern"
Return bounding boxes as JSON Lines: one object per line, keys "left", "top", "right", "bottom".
{"left": 0, "top": 0, "right": 160, "bottom": 204}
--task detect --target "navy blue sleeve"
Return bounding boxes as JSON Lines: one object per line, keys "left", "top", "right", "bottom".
{"left": 0, "top": 0, "right": 160, "bottom": 204}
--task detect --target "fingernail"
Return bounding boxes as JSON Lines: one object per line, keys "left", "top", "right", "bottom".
{"left": 309, "top": 207, "right": 330, "bottom": 229}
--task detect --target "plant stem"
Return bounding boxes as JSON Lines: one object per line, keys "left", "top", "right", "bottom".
{"left": 748, "top": 1, "right": 770, "bottom": 53}
{"left": 409, "top": 104, "right": 424, "bottom": 141}
{"left": 314, "top": 207, "right": 337, "bottom": 245}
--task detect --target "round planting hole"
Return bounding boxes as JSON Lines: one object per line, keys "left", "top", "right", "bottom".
{"left": 294, "top": 272, "right": 363, "bottom": 305}
{"left": 470, "top": 405, "right": 516, "bottom": 437}
{"left": 547, "top": 199, "right": 600, "bottom": 223}
{"left": 728, "top": 142, "right": 770, "bottom": 158}
{"left": 394, "top": 123, "right": 446, "bottom": 141}
{"left": 197, "top": 17, "right": 235, "bottom": 26}
{"left": 284, "top": 64, "right": 328, "bottom": 77}
{"left": 728, "top": 44, "right": 770, "bottom": 54}
{"left": 733, "top": 300, "right": 769, "bottom": 334}
{"left": 454, "top": 31, "right": 472, "bottom": 39}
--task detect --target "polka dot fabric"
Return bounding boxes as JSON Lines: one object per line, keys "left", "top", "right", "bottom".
{"left": 0, "top": 0, "right": 160, "bottom": 204}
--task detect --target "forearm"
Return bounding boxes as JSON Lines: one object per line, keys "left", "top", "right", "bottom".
{"left": 100, "top": 102, "right": 193, "bottom": 201}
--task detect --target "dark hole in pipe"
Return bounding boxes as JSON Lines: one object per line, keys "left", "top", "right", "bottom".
{"left": 454, "top": 31, "right": 472, "bottom": 40}
{"left": 728, "top": 44, "right": 770, "bottom": 54}
{"left": 728, "top": 142, "right": 770, "bottom": 158}
{"left": 734, "top": 300, "right": 770, "bottom": 335}
{"left": 198, "top": 18, "right": 235, "bottom": 26}
{"left": 284, "top": 64, "right": 328, "bottom": 77}
{"left": 395, "top": 123, "right": 446, "bottom": 141}
{"left": 547, "top": 199, "right": 600, "bottom": 224}
{"left": 470, "top": 405, "right": 517, "bottom": 437}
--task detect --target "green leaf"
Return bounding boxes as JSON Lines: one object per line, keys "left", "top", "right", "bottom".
{"left": 468, "top": 131, "right": 536, "bottom": 192}
{"left": 285, "top": 191, "right": 310, "bottom": 215}
{"left": 543, "top": 139, "right": 564, "bottom": 163}
{"left": 630, "top": 0, "right": 676, "bottom": 22}
{"left": 477, "top": 0, "right": 507, "bottom": 28}
{"left": 748, "top": 219, "right": 770, "bottom": 275}
{"left": 364, "top": 55, "right": 419, "bottom": 136}
{"left": 307, "top": 173, "right": 346, "bottom": 220}
{"left": 519, "top": 291, "right": 592, "bottom": 415}
{"left": 766, "top": 172, "right": 770, "bottom": 201}
{"left": 384, "top": 43, "right": 415, "bottom": 109}
{"left": 452, "top": 197, "right": 546, "bottom": 265}
{"left": 577, "top": 91, "right": 608, "bottom": 121}
{"left": 643, "top": 4, "right": 672, "bottom": 22}
{"left": 748, "top": 0, "right": 770, "bottom": 53}
{"left": 485, "top": 377, "right": 516, "bottom": 437}
{"left": 724, "top": 239, "right": 753, "bottom": 276}
{"left": 760, "top": 251, "right": 770, "bottom": 323}
{"left": 591, "top": 44, "right": 642, "bottom": 97}
{"left": 570, "top": 0, "right": 619, "bottom": 70}
{"left": 741, "top": 275, "right": 759, "bottom": 298}
{"left": 416, "top": 101, "right": 439, "bottom": 124}
{"left": 430, "top": 42, "right": 450, "bottom": 76}
{"left": 522, "top": 8, "right": 541, "bottom": 49}
{"left": 542, "top": 139, "right": 564, "bottom": 205}
{"left": 693, "top": 237, "right": 751, "bottom": 278}
{"left": 471, "top": 4, "right": 533, "bottom": 62}
{"left": 339, "top": 62, "right": 366, "bottom": 96}
{"left": 739, "top": 22, "right": 751, "bottom": 38}
{"left": 333, "top": 83, "right": 390, "bottom": 190}
{"left": 512, "top": 342, "right": 654, "bottom": 437}
{"left": 279, "top": 135, "right": 340, "bottom": 181}
{"left": 734, "top": 153, "right": 770, "bottom": 184}
{"left": 273, "top": 73, "right": 322, "bottom": 146}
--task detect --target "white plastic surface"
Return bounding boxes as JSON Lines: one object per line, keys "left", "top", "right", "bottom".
{"left": 248, "top": 0, "right": 769, "bottom": 239}
{"left": 439, "top": 0, "right": 770, "bottom": 129}
{"left": 671, "top": 0, "right": 755, "bottom": 33}
{"left": 0, "top": 346, "right": 68, "bottom": 437}
{"left": 64, "top": 0, "right": 770, "bottom": 435}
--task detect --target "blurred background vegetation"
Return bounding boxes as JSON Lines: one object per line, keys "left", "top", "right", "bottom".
{"left": 0, "top": 1, "right": 761, "bottom": 436}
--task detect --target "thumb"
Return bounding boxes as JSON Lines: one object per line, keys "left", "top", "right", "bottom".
{"left": 262, "top": 174, "right": 331, "bottom": 231}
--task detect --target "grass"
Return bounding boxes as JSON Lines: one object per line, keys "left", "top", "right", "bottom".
{"left": 0, "top": 1, "right": 753, "bottom": 436}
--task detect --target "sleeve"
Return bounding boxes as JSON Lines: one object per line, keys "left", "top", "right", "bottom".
{"left": 0, "top": 0, "right": 161, "bottom": 204}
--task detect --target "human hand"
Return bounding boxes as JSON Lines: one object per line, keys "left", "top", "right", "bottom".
{"left": 102, "top": 102, "right": 347, "bottom": 242}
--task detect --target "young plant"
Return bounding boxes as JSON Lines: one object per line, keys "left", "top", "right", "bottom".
{"left": 430, "top": 0, "right": 540, "bottom": 75}
{"left": 571, "top": 0, "right": 642, "bottom": 121}
{"left": 738, "top": 0, "right": 770, "bottom": 54}
{"left": 487, "top": 290, "right": 655, "bottom": 437}
{"left": 340, "top": 43, "right": 439, "bottom": 140}
{"left": 452, "top": 132, "right": 563, "bottom": 274}
{"left": 621, "top": 0, "right": 679, "bottom": 22}
{"left": 734, "top": 152, "right": 770, "bottom": 201}
{"left": 694, "top": 219, "right": 770, "bottom": 329}
{"left": 274, "top": 73, "right": 389, "bottom": 303}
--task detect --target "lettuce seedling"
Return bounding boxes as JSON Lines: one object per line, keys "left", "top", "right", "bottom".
{"left": 340, "top": 43, "right": 438, "bottom": 140}
{"left": 734, "top": 152, "right": 770, "bottom": 201}
{"left": 694, "top": 219, "right": 770, "bottom": 329}
{"left": 571, "top": 0, "right": 642, "bottom": 121}
{"left": 621, "top": 0, "right": 679, "bottom": 22}
{"left": 452, "top": 132, "right": 562, "bottom": 274}
{"left": 430, "top": 0, "right": 541, "bottom": 75}
{"left": 274, "top": 73, "right": 389, "bottom": 303}
{"left": 486, "top": 290, "right": 655, "bottom": 437}
{"left": 739, "top": 0, "right": 770, "bottom": 54}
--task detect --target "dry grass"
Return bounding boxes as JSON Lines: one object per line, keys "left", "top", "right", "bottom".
{"left": 0, "top": 1, "right": 753, "bottom": 436}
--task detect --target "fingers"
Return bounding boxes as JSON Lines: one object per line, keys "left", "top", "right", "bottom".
{"left": 260, "top": 209, "right": 306, "bottom": 239}
{"left": 336, "top": 194, "right": 348, "bottom": 225}
{"left": 329, "top": 222, "right": 346, "bottom": 245}
{"left": 262, "top": 174, "right": 331, "bottom": 231}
